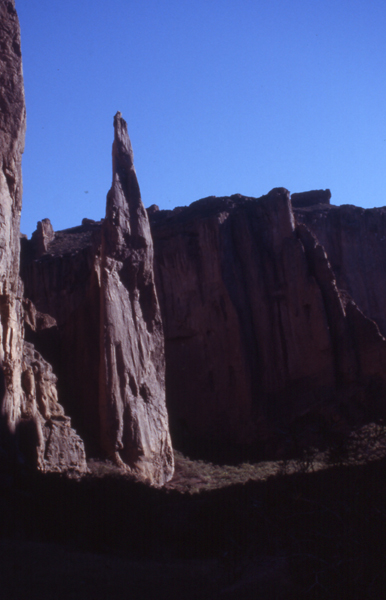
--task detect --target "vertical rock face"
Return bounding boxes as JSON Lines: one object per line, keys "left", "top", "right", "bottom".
{"left": 150, "top": 190, "right": 386, "bottom": 457}
{"left": 21, "top": 117, "right": 174, "bottom": 484}
{"left": 99, "top": 112, "right": 173, "bottom": 485}
{"left": 294, "top": 202, "right": 386, "bottom": 338}
{"left": 21, "top": 220, "right": 103, "bottom": 456}
{"left": 22, "top": 183, "right": 386, "bottom": 463}
{"left": 0, "top": 1, "right": 87, "bottom": 475}
{"left": 0, "top": 0, "right": 26, "bottom": 433}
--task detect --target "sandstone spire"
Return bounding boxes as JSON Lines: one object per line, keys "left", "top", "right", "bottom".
{"left": 99, "top": 112, "right": 174, "bottom": 485}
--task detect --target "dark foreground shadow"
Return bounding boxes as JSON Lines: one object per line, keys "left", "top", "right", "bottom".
{"left": 1, "top": 455, "right": 386, "bottom": 599}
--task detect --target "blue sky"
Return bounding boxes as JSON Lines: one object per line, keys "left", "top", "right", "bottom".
{"left": 16, "top": 0, "right": 386, "bottom": 237}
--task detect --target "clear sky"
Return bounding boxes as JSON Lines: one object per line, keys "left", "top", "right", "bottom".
{"left": 16, "top": 0, "right": 386, "bottom": 237}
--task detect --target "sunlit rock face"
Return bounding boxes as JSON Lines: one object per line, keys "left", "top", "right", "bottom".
{"left": 150, "top": 189, "right": 386, "bottom": 458}
{"left": 0, "top": 0, "right": 87, "bottom": 476}
{"left": 98, "top": 112, "right": 174, "bottom": 485}
{"left": 22, "top": 114, "right": 174, "bottom": 485}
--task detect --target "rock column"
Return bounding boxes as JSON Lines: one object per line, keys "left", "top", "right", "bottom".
{"left": 99, "top": 112, "right": 173, "bottom": 485}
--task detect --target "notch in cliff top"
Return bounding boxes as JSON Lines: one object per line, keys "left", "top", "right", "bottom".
{"left": 98, "top": 112, "right": 174, "bottom": 486}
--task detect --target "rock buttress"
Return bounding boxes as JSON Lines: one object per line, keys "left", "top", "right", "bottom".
{"left": 294, "top": 201, "right": 386, "bottom": 338}
{"left": 99, "top": 112, "right": 173, "bottom": 485}
{"left": 0, "top": 1, "right": 87, "bottom": 475}
{"left": 21, "top": 341, "right": 87, "bottom": 474}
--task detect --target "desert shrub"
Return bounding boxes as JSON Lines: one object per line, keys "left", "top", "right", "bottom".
{"left": 326, "top": 422, "right": 386, "bottom": 467}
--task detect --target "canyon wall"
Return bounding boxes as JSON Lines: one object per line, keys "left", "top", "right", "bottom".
{"left": 295, "top": 200, "right": 386, "bottom": 338}
{"left": 23, "top": 187, "right": 386, "bottom": 461}
{"left": 149, "top": 191, "right": 386, "bottom": 457}
{"left": 22, "top": 114, "right": 174, "bottom": 485}
{"left": 12, "top": 0, "right": 386, "bottom": 472}
{"left": 0, "top": 0, "right": 87, "bottom": 476}
{"left": 22, "top": 221, "right": 102, "bottom": 456}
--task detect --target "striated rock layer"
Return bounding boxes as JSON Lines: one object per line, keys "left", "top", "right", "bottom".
{"left": 0, "top": 0, "right": 87, "bottom": 476}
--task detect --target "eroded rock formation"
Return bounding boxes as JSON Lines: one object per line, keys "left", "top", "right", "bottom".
{"left": 21, "top": 342, "right": 87, "bottom": 473}
{"left": 98, "top": 112, "right": 173, "bottom": 485}
{"left": 0, "top": 0, "right": 87, "bottom": 476}
{"left": 22, "top": 114, "right": 174, "bottom": 485}
{"left": 23, "top": 184, "right": 386, "bottom": 462}
{"left": 21, "top": 219, "right": 102, "bottom": 456}
{"left": 4, "top": 0, "right": 386, "bottom": 477}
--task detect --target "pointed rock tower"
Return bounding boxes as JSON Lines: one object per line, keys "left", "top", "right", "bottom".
{"left": 99, "top": 112, "right": 174, "bottom": 485}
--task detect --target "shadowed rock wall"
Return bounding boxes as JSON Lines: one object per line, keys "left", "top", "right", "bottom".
{"left": 295, "top": 202, "right": 386, "bottom": 338}
{"left": 0, "top": 0, "right": 26, "bottom": 434}
{"left": 21, "top": 222, "right": 102, "bottom": 456}
{"left": 0, "top": 0, "right": 87, "bottom": 476}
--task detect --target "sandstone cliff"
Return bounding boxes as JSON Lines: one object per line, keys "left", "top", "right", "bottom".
{"left": 0, "top": 0, "right": 26, "bottom": 438}
{"left": 294, "top": 199, "right": 386, "bottom": 338}
{"left": 22, "top": 114, "right": 174, "bottom": 485}
{"left": 11, "top": 0, "right": 386, "bottom": 472}
{"left": 0, "top": 0, "right": 87, "bottom": 476}
{"left": 149, "top": 190, "right": 386, "bottom": 457}
{"left": 21, "top": 220, "right": 102, "bottom": 456}
{"left": 23, "top": 185, "right": 386, "bottom": 461}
